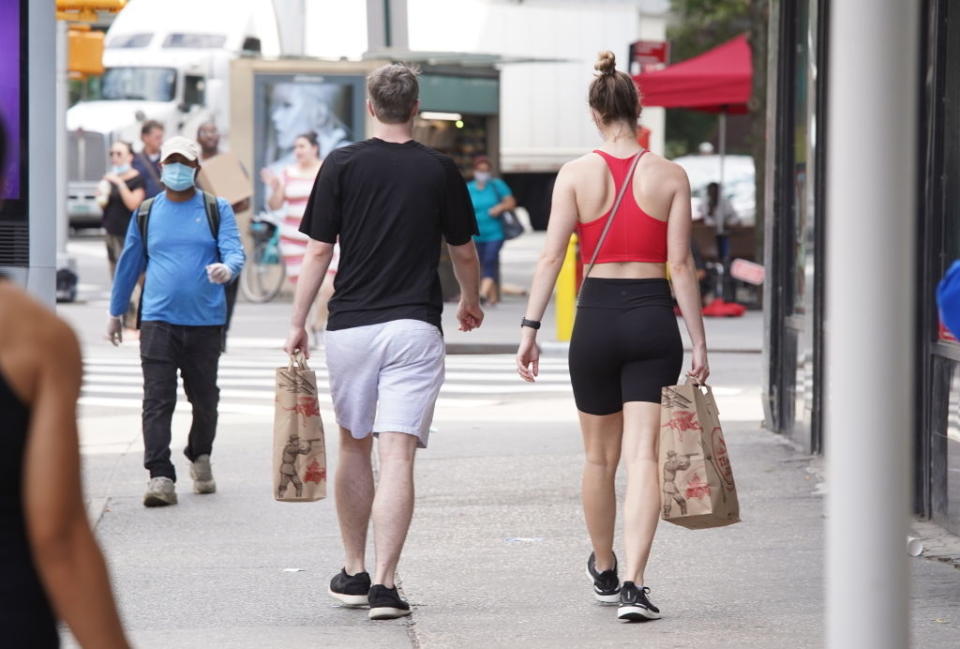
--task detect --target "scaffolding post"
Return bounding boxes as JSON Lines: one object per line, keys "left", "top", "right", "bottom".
{"left": 825, "top": 1, "right": 917, "bottom": 648}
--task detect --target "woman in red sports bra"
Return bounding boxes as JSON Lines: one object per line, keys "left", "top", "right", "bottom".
{"left": 516, "top": 51, "right": 709, "bottom": 623}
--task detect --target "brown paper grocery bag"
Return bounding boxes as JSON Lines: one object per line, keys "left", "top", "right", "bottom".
{"left": 659, "top": 382, "right": 739, "bottom": 529}
{"left": 273, "top": 353, "right": 326, "bottom": 502}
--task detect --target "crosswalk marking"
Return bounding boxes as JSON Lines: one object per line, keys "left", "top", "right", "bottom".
{"left": 79, "top": 353, "right": 573, "bottom": 415}
{"left": 82, "top": 364, "right": 571, "bottom": 384}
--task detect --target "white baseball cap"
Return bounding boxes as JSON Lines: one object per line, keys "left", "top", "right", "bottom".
{"left": 160, "top": 136, "right": 201, "bottom": 163}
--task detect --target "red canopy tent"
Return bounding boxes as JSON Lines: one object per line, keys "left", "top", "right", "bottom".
{"left": 633, "top": 33, "right": 752, "bottom": 113}
{"left": 633, "top": 33, "right": 753, "bottom": 229}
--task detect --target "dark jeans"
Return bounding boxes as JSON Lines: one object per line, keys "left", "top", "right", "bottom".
{"left": 140, "top": 321, "right": 222, "bottom": 481}
{"left": 223, "top": 279, "right": 239, "bottom": 352}
{"left": 475, "top": 238, "right": 504, "bottom": 282}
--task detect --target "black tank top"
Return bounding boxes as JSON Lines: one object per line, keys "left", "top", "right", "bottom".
{"left": 0, "top": 369, "right": 60, "bottom": 647}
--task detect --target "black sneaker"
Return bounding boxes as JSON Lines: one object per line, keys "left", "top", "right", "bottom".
{"left": 617, "top": 581, "right": 661, "bottom": 621}
{"left": 585, "top": 551, "right": 621, "bottom": 604}
{"left": 328, "top": 568, "right": 371, "bottom": 607}
{"left": 367, "top": 584, "right": 411, "bottom": 620}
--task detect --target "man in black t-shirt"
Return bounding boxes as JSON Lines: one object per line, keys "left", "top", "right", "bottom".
{"left": 283, "top": 63, "right": 482, "bottom": 621}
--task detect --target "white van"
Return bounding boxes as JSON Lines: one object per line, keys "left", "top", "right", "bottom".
{"left": 66, "top": 0, "right": 279, "bottom": 226}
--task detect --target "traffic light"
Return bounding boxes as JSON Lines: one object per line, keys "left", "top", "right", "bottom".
{"left": 56, "top": 0, "right": 127, "bottom": 11}
{"left": 67, "top": 24, "right": 104, "bottom": 77}
{"left": 56, "top": 0, "right": 127, "bottom": 22}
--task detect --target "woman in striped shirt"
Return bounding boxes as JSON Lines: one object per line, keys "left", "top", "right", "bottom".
{"left": 261, "top": 132, "right": 338, "bottom": 344}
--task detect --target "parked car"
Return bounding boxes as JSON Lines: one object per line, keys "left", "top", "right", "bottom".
{"left": 672, "top": 154, "right": 756, "bottom": 226}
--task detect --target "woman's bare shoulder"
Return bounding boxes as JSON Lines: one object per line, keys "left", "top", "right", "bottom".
{"left": 558, "top": 152, "right": 608, "bottom": 179}
{"left": 640, "top": 152, "right": 689, "bottom": 183}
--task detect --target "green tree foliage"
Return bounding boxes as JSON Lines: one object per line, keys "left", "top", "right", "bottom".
{"left": 664, "top": 0, "right": 753, "bottom": 157}
{"left": 664, "top": 0, "right": 768, "bottom": 263}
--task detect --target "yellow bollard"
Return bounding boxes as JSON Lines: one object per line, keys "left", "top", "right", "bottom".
{"left": 555, "top": 234, "right": 579, "bottom": 341}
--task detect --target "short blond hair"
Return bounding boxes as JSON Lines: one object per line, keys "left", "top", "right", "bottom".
{"left": 367, "top": 63, "right": 420, "bottom": 124}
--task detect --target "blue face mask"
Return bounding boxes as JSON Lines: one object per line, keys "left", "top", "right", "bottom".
{"left": 111, "top": 164, "right": 131, "bottom": 175}
{"left": 161, "top": 162, "right": 196, "bottom": 191}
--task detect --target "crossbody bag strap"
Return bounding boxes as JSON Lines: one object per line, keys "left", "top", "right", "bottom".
{"left": 581, "top": 151, "right": 643, "bottom": 286}
{"left": 137, "top": 152, "right": 163, "bottom": 189}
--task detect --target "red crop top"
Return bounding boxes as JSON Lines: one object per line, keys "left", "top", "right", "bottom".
{"left": 576, "top": 150, "right": 668, "bottom": 265}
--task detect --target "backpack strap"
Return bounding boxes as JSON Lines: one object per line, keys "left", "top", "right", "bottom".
{"left": 134, "top": 197, "right": 155, "bottom": 331}
{"left": 202, "top": 191, "right": 221, "bottom": 262}
{"left": 202, "top": 191, "right": 220, "bottom": 238}
{"left": 137, "top": 196, "right": 156, "bottom": 258}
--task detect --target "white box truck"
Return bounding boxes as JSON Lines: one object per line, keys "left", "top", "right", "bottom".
{"left": 66, "top": 0, "right": 279, "bottom": 227}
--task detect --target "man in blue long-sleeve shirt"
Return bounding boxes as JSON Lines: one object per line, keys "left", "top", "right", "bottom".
{"left": 107, "top": 136, "right": 245, "bottom": 507}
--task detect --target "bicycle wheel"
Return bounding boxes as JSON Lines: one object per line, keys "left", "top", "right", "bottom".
{"left": 240, "top": 242, "right": 286, "bottom": 303}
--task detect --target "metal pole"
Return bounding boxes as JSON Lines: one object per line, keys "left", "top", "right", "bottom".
{"left": 55, "top": 20, "right": 68, "bottom": 260}
{"left": 271, "top": 0, "right": 305, "bottom": 56}
{"left": 24, "top": 0, "right": 57, "bottom": 303}
{"left": 717, "top": 109, "right": 726, "bottom": 237}
{"left": 825, "top": 1, "right": 917, "bottom": 648}
{"left": 716, "top": 109, "right": 728, "bottom": 300}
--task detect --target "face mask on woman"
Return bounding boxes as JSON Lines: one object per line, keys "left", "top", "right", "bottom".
{"left": 111, "top": 164, "right": 131, "bottom": 175}
{"left": 161, "top": 162, "right": 196, "bottom": 191}
{"left": 474, "top": 171, "right": 491, "bottom": 183}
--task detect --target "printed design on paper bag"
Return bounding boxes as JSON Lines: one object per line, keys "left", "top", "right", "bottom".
{"left": 303, "top": 459, "right": 326, "bottom": 484}
{"left": 277, "top": 369, "right": 317, "bottom": 396}
{"left": 661, "top": 387, "right": 694, "bottom": 410}
{"left": 277, "top": 434, "right": 319, "bottom": 498}
{"left": 664, "top": 410, "right": 702, "bottom": 433}
{"left": 662, "top": 450, "right": 697, "bottom": 517}
{"left": 283, "top": 396, "right": 320, "bottom": 418}
{"left": 684, "top": 472, "right": 711, "bottom": 499}
{"left": 710, "top": 427, "right": 736, "bottom": 492}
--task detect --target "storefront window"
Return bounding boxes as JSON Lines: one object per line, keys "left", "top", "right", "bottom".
{"left": 791, "top": 0, "right": 810, "bottom": 315}
{"left": 937, "top": 17, "right": 960, "bottom": 344}
{"left": 941, "top": 365, "right": 960, "bottom": 531}
{"left": 924, "top": 0, "right": 960, "bottom": 532}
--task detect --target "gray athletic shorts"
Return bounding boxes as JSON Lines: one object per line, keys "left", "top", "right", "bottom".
{"left": 325, "top": 319, "right": 445, "bottom": 448}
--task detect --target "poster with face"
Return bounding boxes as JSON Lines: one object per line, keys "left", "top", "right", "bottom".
{"left": 0, "top": 0, "right": 21, "bottom": 201}
{"left": 253, "top": 74, "right": 365, "bottom": 213}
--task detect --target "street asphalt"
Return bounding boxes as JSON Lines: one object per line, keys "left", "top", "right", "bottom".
{"left": 56, "top": 230, "right": 958, "bottom": 648}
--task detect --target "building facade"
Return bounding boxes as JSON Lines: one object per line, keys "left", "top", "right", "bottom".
{"left": 763, "top": 0, "right": 960, "bottom": 534}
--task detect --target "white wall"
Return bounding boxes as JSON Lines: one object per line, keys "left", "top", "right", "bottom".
{"left": 302, "top": 0, "right": 369, "bottom": 59}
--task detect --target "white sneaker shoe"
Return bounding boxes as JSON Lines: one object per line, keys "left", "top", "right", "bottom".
{"left": 143, "top": 477, "right": 178, "bottom": 507}
{"left": 189, "top": 455, "right": 217, "bottom": 494}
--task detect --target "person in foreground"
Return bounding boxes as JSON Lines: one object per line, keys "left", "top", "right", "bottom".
{"left": 0, "top": 121, "right": 130, "bottom": 648}
{"left": 0, "top": 291, "right": 131, "bottom": 647}
{"left": 107, "top": 136, "right": 245, "bottom": 507}
{"left": 284, "top": 63, "right": 482, "bottom": 621}
{"left": 516, "top": 51, "right": 709, "bottom": 623}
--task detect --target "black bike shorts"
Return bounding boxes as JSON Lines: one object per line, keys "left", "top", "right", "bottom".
{"left": 568, "top": 278, "right": 683, "bottom": 415}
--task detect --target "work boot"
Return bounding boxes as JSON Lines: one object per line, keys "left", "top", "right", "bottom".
{"left": 143, "top": 477, "right": 177, "bottom": 507}
{"left": 189, "top": 454, "right": 217, "bottom": 494}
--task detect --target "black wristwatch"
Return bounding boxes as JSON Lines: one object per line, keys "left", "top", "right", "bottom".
{"left": 521, "top": 318, "right": 541, "bottom": 330}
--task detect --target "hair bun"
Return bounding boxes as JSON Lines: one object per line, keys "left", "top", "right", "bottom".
{"left": 595, "top": 51, "right": 617, "bottom": 76}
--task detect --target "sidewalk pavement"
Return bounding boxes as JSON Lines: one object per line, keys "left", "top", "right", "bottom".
{"left": 65, "top": 351, "right": 960, "bottom": 649}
